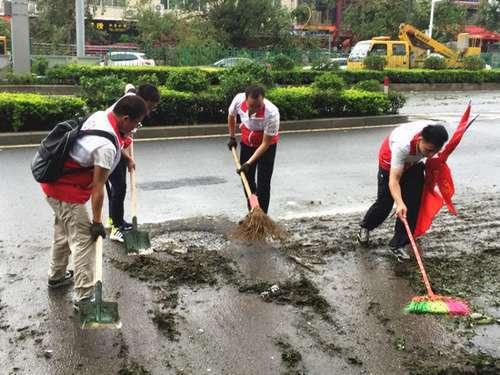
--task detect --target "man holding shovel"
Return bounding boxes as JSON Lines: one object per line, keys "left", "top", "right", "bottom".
{"left": 227, "top": 85, "right": 280, "bottom": 214}
{"left": 41, "top": 95, "right": 147, "bottom": 309}
{"left": 105, "top": 83, "right": 160, "bottom": 243}
{"left": 357, "top": 123, "right": 449, "bottom": 261}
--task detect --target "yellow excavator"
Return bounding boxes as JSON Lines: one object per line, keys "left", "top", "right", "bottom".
{"left": 347, "top": 23, "right": 481, "bottom": 70}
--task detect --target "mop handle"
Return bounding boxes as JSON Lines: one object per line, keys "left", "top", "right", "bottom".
{"left": 231, "top": 147, "right": 253, "bottom": 198}
{"left": 400, "top": 215, "right": 436, "bottom": 298}
{"left": 129, "top": 141, "right": 137, "bottom": 219}
{"left": 95, "top": 235, "right": 103, "bottom": 283}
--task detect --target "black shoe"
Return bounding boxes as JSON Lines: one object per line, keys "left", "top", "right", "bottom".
{"left": 72, "top": 295, "right": 94, "bottom": 312}
{"left": 357, "top": 227, "right": 369, "bottom": 246}
{"left": 389, "top": 246, "right": 410, "bottom": 262}
{"left": 48, "top": 270, "right": 74, "bottom": 289}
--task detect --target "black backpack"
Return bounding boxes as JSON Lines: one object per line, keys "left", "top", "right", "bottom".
{"left": 31, "top": 116, "right": 118, "bottom": 183}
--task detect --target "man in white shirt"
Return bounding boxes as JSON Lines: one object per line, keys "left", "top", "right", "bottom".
{"left": 41, "top": 95, "right": 147, "bottom": 309}
{"left": 358, "top": 123, "right": 449, "bottom": 260}
{"left": 227, "top": 85, "right": 280, "bottom": 213}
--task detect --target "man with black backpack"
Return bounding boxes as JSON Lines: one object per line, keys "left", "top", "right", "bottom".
{"left": 38, "top": 95, "right": 147, "bottom": 309}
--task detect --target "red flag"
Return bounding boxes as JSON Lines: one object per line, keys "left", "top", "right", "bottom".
{"left": 414, "top": 104, "right": 473, "bottom": 237}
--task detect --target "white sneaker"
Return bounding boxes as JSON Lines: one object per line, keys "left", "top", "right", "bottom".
{"left": 110, "top": 226, "right": 124, "bottom": 243}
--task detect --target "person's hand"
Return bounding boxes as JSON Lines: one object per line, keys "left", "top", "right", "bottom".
{"left": 396, "top": 202, "right": 408, "bottom": 219}
{"left": 128, "top": 158, "right": 136, "bottom": 172}
{"left": 227, "top": 136, "right": 237, "bottom": 151}
{"left": 237, "top": 162, "right": 251, "bottom": 176}
{"left": 90, "top": 222, "right": 106, "bottom": 241}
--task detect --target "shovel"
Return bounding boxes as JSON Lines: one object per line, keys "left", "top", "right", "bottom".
{"left": 123, "top": 142, "right": 151, "bottom": 254}
{"left": 80, "top": 235, "right": 122, "bottom": 329}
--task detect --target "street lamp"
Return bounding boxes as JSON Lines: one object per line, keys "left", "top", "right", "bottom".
{"left": 428, "top": 0, "right": 443, "bottom": 39}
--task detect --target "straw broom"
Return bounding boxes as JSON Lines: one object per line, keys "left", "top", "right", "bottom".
{"left": 230, "top": 147, "right": 287, "bottom": 242}
{"left": 400, "top": 215, "right": 470, "bottom": 316}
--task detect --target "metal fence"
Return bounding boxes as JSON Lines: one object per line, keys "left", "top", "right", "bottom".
{"left": 143, "top": 46, "right": 345, "bottom": 66}
{"left": 480, "top": 53, "right": 500, "bottom": 68}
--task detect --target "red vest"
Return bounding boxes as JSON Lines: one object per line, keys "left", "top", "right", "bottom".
{"left": 239, "top": 101, "right": 279, "bottom": 147}
{"left": 378, "top": 132, "right": 420, "bottom": 171}
{"left": 41, "top": 112, "right": 125, "bottom": 204}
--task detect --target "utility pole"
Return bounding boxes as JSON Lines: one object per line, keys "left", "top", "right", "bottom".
{"left": 75, "top": 0, "right": 85, "bottom": 57}
{"left": 10, "top": 0, "right": 31, "bottom": 74}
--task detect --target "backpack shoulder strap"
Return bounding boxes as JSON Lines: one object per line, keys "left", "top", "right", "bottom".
{"left": 81, "top": 129, "right": 119, "bottom": 151}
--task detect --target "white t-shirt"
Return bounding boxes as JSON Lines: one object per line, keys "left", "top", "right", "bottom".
{"left": 389, "top": 122, "right": 427, "bottom": 169}
{"left": 228, "top": 93, "right": 280, "bottom": 136}
{"left": 69, "top": 111, "right": 120, "bottom": 172}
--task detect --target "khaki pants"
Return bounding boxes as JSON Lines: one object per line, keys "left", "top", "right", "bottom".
{"left": 46, "top": 197, "right": 95, "bottom": 300}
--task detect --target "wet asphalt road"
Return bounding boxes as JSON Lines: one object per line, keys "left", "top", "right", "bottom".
{"left": 0, "top": 90, "right": 499, "bottom": 374}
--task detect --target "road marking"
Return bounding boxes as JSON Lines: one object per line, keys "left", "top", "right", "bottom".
{"left": 0, "top": 123, "right": 400, "bottom": 150}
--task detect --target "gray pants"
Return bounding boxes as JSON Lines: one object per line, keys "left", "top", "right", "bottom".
{"left": 46, "top": 197, "right": 95, "bottom": 300}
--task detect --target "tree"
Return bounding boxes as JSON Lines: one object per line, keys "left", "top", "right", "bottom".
{"left": 478, "top": 0, "right": 500, "bottom": 32}
{"left": 410, "top": 0, "right": 466, "bottom": 42}
{"left": 206, "top": 0, "right": 293, "bottom": 48}
{"left": 343, "top": 0, "right": 466, "bottom": 43}
{"left": 0, "top": 19, "right": 10, "bottom": 49}
{"left": 30, "top": 0, "right": 110, "bottom": 50}
{"left": 343, "top": 0, "right": 407, "bottom": 40}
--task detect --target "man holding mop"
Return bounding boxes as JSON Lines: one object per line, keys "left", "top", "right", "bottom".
{"left": 357, "top": 122, "right": 449, "bottom": 261}
{"left": 41, "top": 95, "right": 146, "bottom": 309}
{"left": 227, "top": 85, "right": 280, "bottom": 214}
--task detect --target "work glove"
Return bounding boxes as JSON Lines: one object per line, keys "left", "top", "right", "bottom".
{"left": 227, "top": 136, "right": 237, "bottom": 151}
{"left": 237, "top": 162, "right": 251, "bottom": 176}
{"left": 90, "top": 222, "right": 106, "bottom": 241}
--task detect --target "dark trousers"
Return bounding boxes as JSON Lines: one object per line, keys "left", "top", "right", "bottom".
{"left": 361, "top": 163, "right": 424, "bottom": 248}
{"left": 105, "top": 156, "right": 127, "bottom": 228}
{"left": 240, "top": 142, "right": 277, "bottom": 214}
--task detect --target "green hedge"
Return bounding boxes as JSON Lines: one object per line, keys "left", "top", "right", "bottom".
{"left": 0, "top": 93, "right": 85, "bottom": 132}
{"left": 40, "top": 64, "right": 500, "bottom": 87}
{"left": 0, "top": 86, "right": 404, "bottom": 131}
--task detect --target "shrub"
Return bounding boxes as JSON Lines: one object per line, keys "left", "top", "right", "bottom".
{"left": 78, "top": 75, "right": 125, "bottom": 111}
{"left": 387, "top": 92, "right": 407, "bottom": 114}
{"left": 353, "top": 79, "right": 381, "bottom": 92}
{"left": 134, "top": 73, "right": 160, "bottom": 87}
{"left": 166, "top": 70, "right": 209, "bottom": 92}
{"left": 219, "top": 61, "right": 273, "bottom": 101}
{"left": 312, "top": 73, "right": 345, "bottom": 91}
{"left": 340, "top": 89, "right": 392, "bottom": 115}
{"left": 4, "top": 72, "right": 34, "bottom": 84}
{"left": 267, "top": 86, "right": 317, "bottom": 120}
{"left": 268, "top": 54, "right": 295, "bottom": 70}
{"left": 363, "top": 55, "right": 386, "bottom": 71}
{"left": 462, "top": 55, "right": 486, "bottom": 71}
{"left": 423, "top": 56, "right": 447, "bottom": 70}
{"left": 0, "top": 93, "right": 85, "bottom": 132}
{"left": 32, "top": 57, "right": 49, "bottom": 76}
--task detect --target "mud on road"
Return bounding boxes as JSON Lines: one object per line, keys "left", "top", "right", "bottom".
{"left": 1, "top": 194, "right": 499, "bottom": 374}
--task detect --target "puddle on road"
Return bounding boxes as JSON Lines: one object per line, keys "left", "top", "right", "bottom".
{"left": 137, "top": 176, "right": 226, "bottom": 191}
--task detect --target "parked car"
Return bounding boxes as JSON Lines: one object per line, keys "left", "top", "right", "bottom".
{"left": 100, "top": 52, "right": 155, "bottom": 66}
{"left": 213, "top": 57, "right": 254, "bottom": 68}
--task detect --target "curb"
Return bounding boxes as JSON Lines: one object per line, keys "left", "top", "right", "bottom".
{"left": 0, "top": 115, "right": 408, "bottom": 147}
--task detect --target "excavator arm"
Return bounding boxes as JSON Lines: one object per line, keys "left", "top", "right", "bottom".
{"left": 399, "top": 23, "right": 458, "bottom": 63}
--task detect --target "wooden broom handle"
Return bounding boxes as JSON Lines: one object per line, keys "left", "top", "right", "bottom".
{"left": 400, "top": 215, "right": 436, "bottom": 298}
{"left": 231, "top": 147, "right": 253, "bottom": 198}
{"left": 129, "top": 141, "right": 137, "bottom": 218}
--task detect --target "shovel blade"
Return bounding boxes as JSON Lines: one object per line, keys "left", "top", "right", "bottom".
{"left": 80, "top": 300, "right": 121, "bottom": 329}
{"left": 123, "top": 229, "right": 151, "bottom": 254}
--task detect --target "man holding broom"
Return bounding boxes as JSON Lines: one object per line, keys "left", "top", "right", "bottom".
{"left": 357, "top": 122, "right": 449, "bottom": 261}
{"left": 105, "top": 83, "right": 160, "bottom": 243}
{"left": 227, "top": 85, "right": 280, "bottom": 214}
{"left": 41, "top": 95, "right": 147, "bottom": 309}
